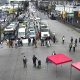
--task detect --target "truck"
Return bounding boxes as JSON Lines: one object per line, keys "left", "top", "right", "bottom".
{"left": 18, "top": 28, "right": 26, "bottom": 39}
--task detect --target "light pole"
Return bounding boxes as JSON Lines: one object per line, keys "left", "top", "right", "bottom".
{"left": 0, "top": 22, "right": 2, "bottom": 44}
{"left": 12, "top": 1, "right": 14, "bottom": 19}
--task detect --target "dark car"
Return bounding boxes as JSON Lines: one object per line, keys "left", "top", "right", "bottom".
{"left": 50, "top": 14, "right": 56, "bottom": 20}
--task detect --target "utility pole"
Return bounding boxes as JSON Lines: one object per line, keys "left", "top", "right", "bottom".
{"left": 0, "top": 23, "right": 1, "bottom": 44}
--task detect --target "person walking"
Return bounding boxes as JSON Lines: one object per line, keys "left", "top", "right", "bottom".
{"left": 32, "top": 55, "right": 37, "bottom": 67}
{"left": 20, "top": 38, "right": 23, "bottom": 46}
{"left": 34, "top": 39, "right": 37, "bottom": 48}
{"left": 41, "top": 39, "right": 44, "bottom": 46}
{"left": 37, "top": 60, "right": 41, "bottom": 68}
{"left": 69, "top": 43, "right": 72, "bottom": 52}
{"left": 71, "top": 37, "right": 73, "bottom": 44}
{"left": 32, "top": 37, "right": 35, "bottom": 46}
{"left": 79, "top": 38, "right": 80, "bottom": 43}
{"left": 15, "top": 39, "right": 18, "bottom": 48}
{"left": 75, "top": 38, "right": 77, "bottom": 47}
{"left": 73, "top": 43, "right": 76, "bottom": 52}
{"left": 53, "top": 35, "right": 56, "bottom": 43}
{"left": 52, "top": 51, "right": 56, "bottom": 55}
{"left": 23, "top": 56, "right": 27, "bottom": 68}
{"left": 28, "top": 37, "right": 31, "bottom": 46}
{"left": 6, "top": 39, "right": 9, "bottom": 46}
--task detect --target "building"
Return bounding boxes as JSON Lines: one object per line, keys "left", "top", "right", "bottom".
{"left": 0, "top": 0, "right": 8, "bottom": 5}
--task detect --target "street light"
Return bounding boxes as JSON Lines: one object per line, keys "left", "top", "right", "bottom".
{"left": 0, "top": 23, "right": 1, "bottom": 44}
{"left": 0, "top": 21, "right": 2, "bottom": 44}
{"left": 11, "top": 1, "right": 15, "bottom": 19}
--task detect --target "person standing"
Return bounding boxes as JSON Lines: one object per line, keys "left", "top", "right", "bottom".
{"left": 23, "top": 56, "right": 27, "bottom": 68}
{"left": 62, "top": 36, "right": 65, "bottom": 44}
{"left": 75, "top": 38, "right": 77, "bottom": 47}
{"left": 32, "top": 55, "right": 37, "bottom": 67}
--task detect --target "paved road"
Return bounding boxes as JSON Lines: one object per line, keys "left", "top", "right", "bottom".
{"left": 0, "top": 9, "right": 80, "bottom": 80}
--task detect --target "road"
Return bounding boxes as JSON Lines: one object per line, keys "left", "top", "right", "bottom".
{"left": 0, "top": 8, "right": 80, "bottom": 80}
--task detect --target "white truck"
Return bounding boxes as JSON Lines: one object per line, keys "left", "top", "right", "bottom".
{"left": 18, "top": 28, "right": 26, "bottom": 39}
{"left": 41, "top": 28, "right": 50, "bottom": 39}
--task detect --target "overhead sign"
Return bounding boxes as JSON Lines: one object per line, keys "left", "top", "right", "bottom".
{"left": 67, "top": 13, "right": 74, "bottom": 17}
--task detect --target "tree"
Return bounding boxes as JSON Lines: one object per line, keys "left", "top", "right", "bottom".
{"left": 23, "top": 1, "right": 29, "bottom": 11}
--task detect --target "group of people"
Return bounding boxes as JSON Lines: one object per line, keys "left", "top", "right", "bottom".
{"left": 61, "top": 36, "right": 80, "bottom": 52}
{"left": 23, "top": 55, "right": 41, "bottom": 69}
{"left": 41, "top": 36, "right": 51, "bottom": 47}
{"left": 5, "top": 34, "right": 80, "bottom": 53}
{"left": 6, "top": 38, "right": 23, "bottom": 48}
{"left": 69, "top": 37, "right": 78, "bottom": 52}
{"left": 28, "top": 37, "right": 37, "bottom": 48}
{"left": 6, "top": 39, "right": 14, "bottom": 48}
{"left": 15, "top": 38, "right": 23, "bottom": 47}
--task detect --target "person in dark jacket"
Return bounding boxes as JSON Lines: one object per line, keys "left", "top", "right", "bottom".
{"left": 28, "top": 37, "right": 31, "bottom": 46}
{"left": 32, "top": 37, "right": 35, "bottom": 46}
{"left": 69, "top": 43, "right": 72, "bottom": 52}
{"left": 37, "top": 60, "right": 41, "bottom": 68}
{"left": 32, "top": 55, "right": 37, "bottom": 67}
{"left": 75, "top": 38, "right": 77, "bottom": 47}
{"left": 71, "top": 37, "right": 73, "bottom": 44}
{"left": 41, "top": 39, "right": 44, "bottom": 46}
{"left": 53, "top": 36, "right": 56, "bottom": 43}
{"left": 23, "top": 56, "right": 27, "bottom": 68}
{"left": 79, "top": 38, "right": 80, "bottom": 43}
{"left": 73, "top": 43, "right": 76, "bottom": 52}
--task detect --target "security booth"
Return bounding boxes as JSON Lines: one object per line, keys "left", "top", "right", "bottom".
{"left": 66, "top": 11, "right": 74, "bottom": 24}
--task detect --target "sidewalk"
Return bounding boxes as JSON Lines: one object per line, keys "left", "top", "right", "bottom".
{"left": 57, "top": 19, "right": 80, "bottom": 33}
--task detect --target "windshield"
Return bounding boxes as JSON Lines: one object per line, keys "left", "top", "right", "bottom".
{"left": 4, "top": 31, "right": 15, "bottom": 39}
{"left": 41, "top": 25, "right": 47, "bottom": 28}
{"left": 4, "top": 31, "right": 14, "bottom": 35}
{"left": 18, "top": 32, "right": 25, "bottom": 35}
{"left": 41, "top": 28, "right": 49, "bottom": 32}
{"left": 30, "top": 32, "right": 35, "bottom": 35}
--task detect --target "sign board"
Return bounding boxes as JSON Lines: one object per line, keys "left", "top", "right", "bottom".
{"left": 67, "top": 13, "right": 74, "bottom": 17}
